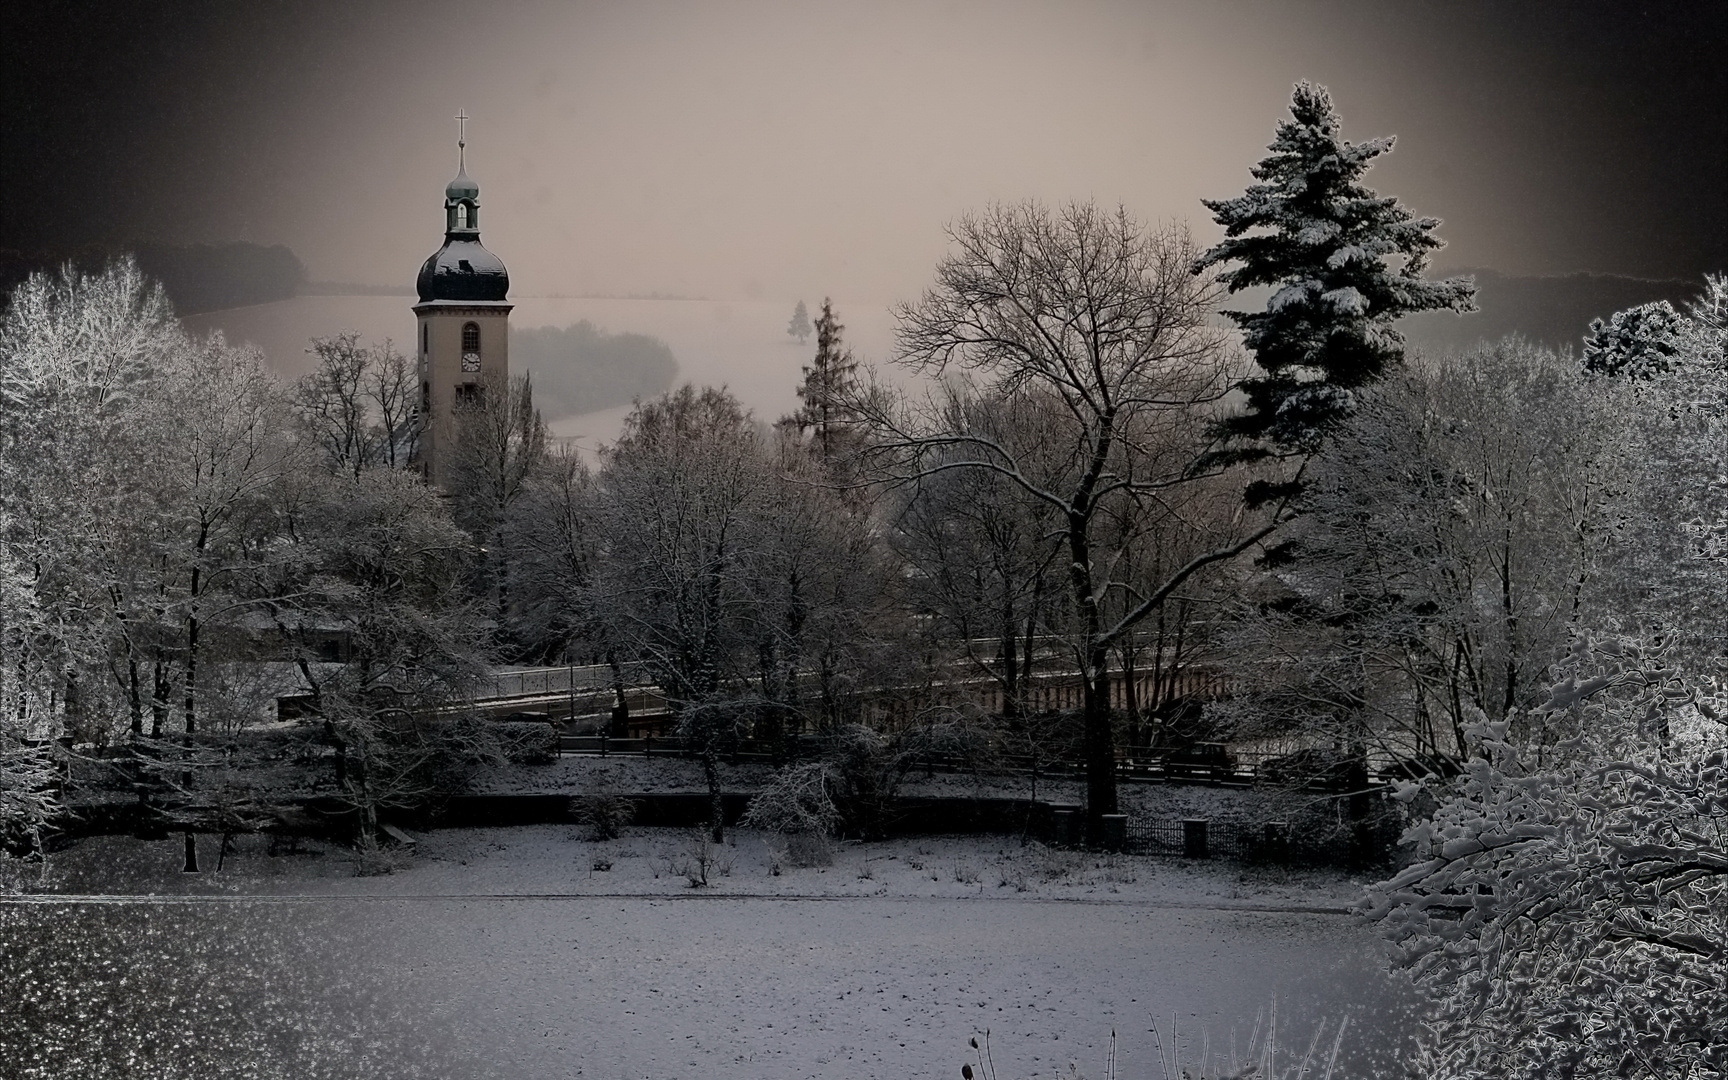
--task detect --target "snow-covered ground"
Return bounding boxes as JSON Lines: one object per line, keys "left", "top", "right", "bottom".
{"left": 28, "top": 825, "right": 1364, "bottom": 910}
{"left": 6, "top": 825, "right": 1416, "bottom": 1079}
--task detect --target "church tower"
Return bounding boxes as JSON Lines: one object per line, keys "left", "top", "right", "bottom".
{"left": 414, "top": 113, "right": 510, "bottom": 488}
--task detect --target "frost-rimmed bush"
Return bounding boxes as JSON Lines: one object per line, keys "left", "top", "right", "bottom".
{"left": 570, "top": 791, "right": 636, "bottom": 842}
{"left": 741, "top": 761, "right": 838, "bottom": 869}
{"left": 1362, "top": 634, "right": 1728, "bottom": 1078}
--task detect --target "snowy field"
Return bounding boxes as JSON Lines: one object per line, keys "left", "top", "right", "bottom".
{"left": 4, "top": 827, "right": 1417, "bottom": 1079}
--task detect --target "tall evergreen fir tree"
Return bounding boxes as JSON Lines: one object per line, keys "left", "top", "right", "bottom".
{"left": 1196, "top": 81, "right": 1475, "bottom": 474}
{"left": 792, "top": 298, "right": 861, "bottom": 464}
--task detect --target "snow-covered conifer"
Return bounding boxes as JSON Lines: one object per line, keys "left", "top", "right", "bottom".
{"left": 1196, "top": 81, "right": 1476, "bottom": 464}
{"left": 789, "top": 298, "right": 862, "bottom": 467}
{"left": 1581, "top": 299, "right": 1685, "bottom": 378}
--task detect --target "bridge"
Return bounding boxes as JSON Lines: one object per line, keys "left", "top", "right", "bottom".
{"left": 458, "top": 658, "right": 1229, "bottom": 736}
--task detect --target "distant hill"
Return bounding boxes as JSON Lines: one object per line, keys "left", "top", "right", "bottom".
{"left": 512, "top": 321, "right": 679, "bottom": 421}
{"left": 300, "top": 281, "right": 414, "bottom": 297}
{"left": 0, "top": 242, "right": 306, "bottom": 315}
{"left": 1401, "top": 268, "right": 1703, "bottom": 358}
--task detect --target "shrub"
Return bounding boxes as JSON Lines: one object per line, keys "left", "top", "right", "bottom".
{"left": 488, "top": 721, "right": 558, "bottom": 765}
{"left": 570, "top": 792, "right": 636, "bottom": 842}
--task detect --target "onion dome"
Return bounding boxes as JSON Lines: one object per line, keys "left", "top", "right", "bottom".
{"left": 446, "top": 164, "right": 480, "bottom": 202}
{"left": 417, "top": 238, "right": 509, "bottom": 303}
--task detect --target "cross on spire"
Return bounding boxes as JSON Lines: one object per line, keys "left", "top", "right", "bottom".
{"left": 456, "top": 108, "right": 469, "bottom": 170}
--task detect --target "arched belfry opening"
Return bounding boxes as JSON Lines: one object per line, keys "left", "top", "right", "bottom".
{"left": 412, "top": 108, "right": 511, "bottom": 488}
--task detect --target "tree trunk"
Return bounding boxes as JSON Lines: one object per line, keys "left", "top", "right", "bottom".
{"left": 1020, "top": 598, "right": 1039, "bottom": 716}
{"left": 1066, "top": 495, "right": 1117, "bottom": 829}
{"left": 1500, "top": 519, "right": 1519, "bottom": 720}
{"left": 127, "top": 650, "right": 143, "bottom": 736}
{"left": 702, "top": 751, "right": 725, "bottom": 844}
{"left": 183, "top": 608, "right": 198, "bottom": 734}
{"left": 151, "top": 659, "right": 169, "bottom": 738}
{"left": 1120, "top": 632, "right": 1140, "bottom": 749}
{"left": 185, "top": 520, "right": 209, "bottom": 734}
{"left": 1081, "top": 643, "right": 1118, "bottom": 826}
{"left": 607, "top": 652, "right": 629, "bottom": 737}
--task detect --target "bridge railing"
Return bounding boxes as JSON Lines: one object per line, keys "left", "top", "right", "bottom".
{"left": 474, "top": 662, "right": 649, "bottom": 702}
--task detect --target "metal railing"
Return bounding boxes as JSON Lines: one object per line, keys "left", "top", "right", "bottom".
{"left": 1123, "top": 818, "right": 1278, "bottom": 860}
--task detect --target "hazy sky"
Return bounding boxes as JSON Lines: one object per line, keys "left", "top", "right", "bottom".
{"left": 6, "top": 0, "right": 1724, "bottom": 304}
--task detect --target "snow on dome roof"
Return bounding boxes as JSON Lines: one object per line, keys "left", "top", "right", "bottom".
{"left": 417, "top": 237, "right": 509, "bottom": 303}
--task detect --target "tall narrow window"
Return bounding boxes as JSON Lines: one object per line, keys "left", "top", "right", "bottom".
{"left": 421, "top": 323, "right": 428, "bottom": 356}
{"left": 461, "top": 322, "right": 481, "bottom": 372}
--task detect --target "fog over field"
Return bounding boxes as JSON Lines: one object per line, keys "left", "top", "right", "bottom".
{"left": 187, "top": 295, "right": 900, "bottom": 447}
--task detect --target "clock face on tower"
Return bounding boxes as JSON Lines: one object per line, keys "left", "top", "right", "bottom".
{"left": 461, "top": 351, "right": 481, "bottom": 373}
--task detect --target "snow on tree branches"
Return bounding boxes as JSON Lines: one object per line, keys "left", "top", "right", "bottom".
{"left": 1363, "top": 634, "right": 1727, "bottom": 1078}
{"left": 1582, "top": 300, "right": 1685, "bottom": 380}
{"left": 1196, "top": 81, "right": 1476, "bottom": 464}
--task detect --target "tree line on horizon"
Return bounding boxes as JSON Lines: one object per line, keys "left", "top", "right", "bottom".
{"left": 1, "top": 81, "right": 1724, "bottom": 1074}
{"left": 0, "top": 241, "right": 306, "bottom": 316}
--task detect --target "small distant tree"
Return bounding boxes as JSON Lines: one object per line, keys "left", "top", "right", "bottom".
{"left": 501, "top": 445, "right": 600, "bottom": 663}
{"left": 1195, "top": 81, "right": 1476, "bottom": 469}
{"left": 748, "top": 434, "right": 902, "bottom": 732}
{"left": 890, "top": 389, "right": 1064, "bottom": 726}
{"left": 678, "top": 696, "right": 795, "bottom": 844}
{"left": 787, "top": 300, "right": 812, "bottom": 345}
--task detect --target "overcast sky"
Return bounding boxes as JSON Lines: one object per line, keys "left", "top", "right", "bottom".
{"left": 5, "top": 0, "right": 1724, "bottom": 304}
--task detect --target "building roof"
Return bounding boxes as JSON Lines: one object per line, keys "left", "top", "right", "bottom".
{"left": 417, "top": 237, "right": 510, "bottom": 303}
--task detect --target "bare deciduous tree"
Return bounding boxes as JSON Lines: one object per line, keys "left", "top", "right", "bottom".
{"left": 293, "top": 333, "right": 417, "bottom": 476}
{"left": 860, "top": 202, "right": 1291, "bottom": 828}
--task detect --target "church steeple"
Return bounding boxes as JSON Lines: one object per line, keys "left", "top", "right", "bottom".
{"left": 416, "top": 111, "right": 509, "bottom": 304}
{"left": 413, "top": 110, "right": 512, "bottom": 488}
{"left": 445, "top": 109, "right": 481, "bottom": 234}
